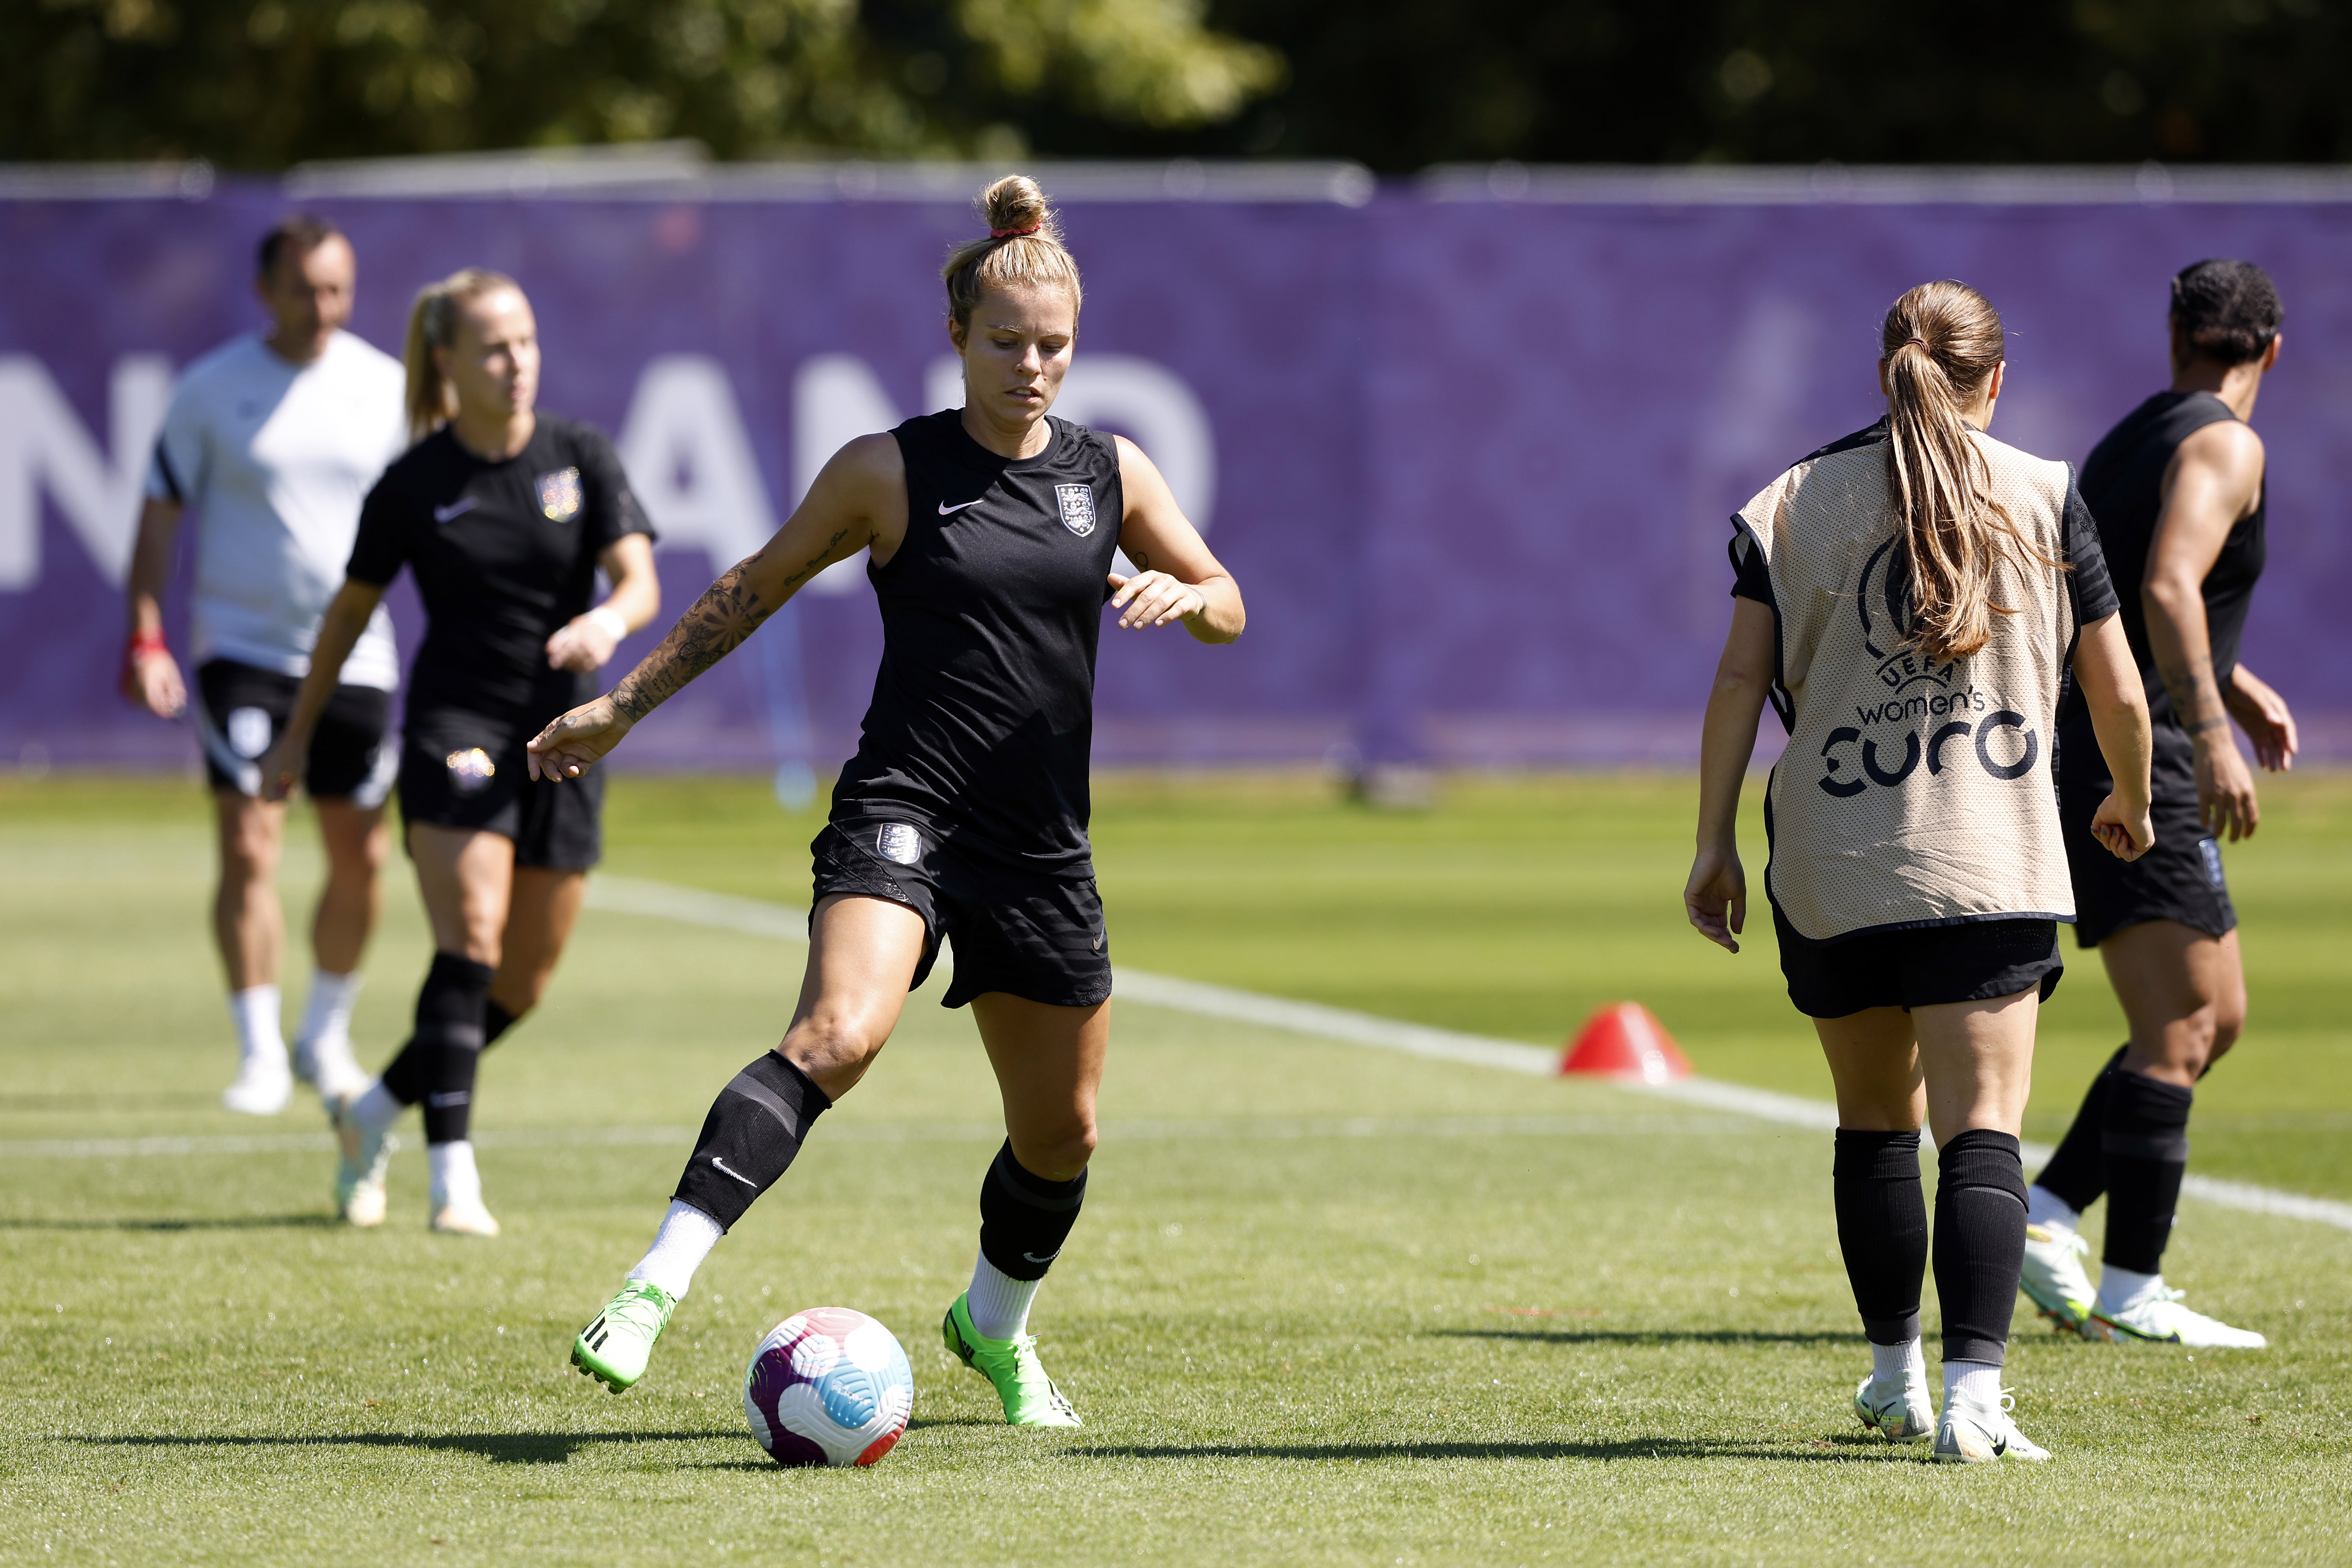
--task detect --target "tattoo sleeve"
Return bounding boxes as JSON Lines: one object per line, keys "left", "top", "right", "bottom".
{"left": 609, "top": 531, "right": 850, "bottom": 721}
{"left": 2156, "top": 658, "right": 2229, "bottom": 739}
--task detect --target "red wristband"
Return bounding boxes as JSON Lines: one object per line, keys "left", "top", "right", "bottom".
{"left": 128, "top": 631, "right": 168, "bottom": 658}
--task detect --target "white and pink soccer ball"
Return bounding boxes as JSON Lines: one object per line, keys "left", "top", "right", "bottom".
{"left": 743, "top": 1307, "right": 914, "bottom": 1467}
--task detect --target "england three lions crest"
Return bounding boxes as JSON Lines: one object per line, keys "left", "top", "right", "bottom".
{"left": 536, "top": 467, "right": 583, "bottom": 523}
{"left": 1055, "top": 483, "right": 1097, "bottom": 537}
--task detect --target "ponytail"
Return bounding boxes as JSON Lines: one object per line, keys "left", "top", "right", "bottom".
{"left": 402, "top": 268, "right": 521, "bottom": 443}
{"left": 940, "top": 175, "right": 1083, "bottom": 327}
{"left": 1880, "top": 280, "right": 2042, "bottom": 664}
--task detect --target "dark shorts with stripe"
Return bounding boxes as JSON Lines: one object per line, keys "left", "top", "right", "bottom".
{"left": 2058, "top": 720, "right": 2237, "bottom": 949}
{"left": 812, "top": 812, "right": 1112, "bottom": 1011}
{"left": 196, "top": 659, "right": 393, "bottom": 804}
{"left": 1774, "top": 906, "right": 2064, "bottom": 1020}
{"left": 395, "top": 708, "right": 603, "bottom": 871}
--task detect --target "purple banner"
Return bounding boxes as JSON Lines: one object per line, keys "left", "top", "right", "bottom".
{"left": 5, "top": 174, "right": 2348, "bottom": 778}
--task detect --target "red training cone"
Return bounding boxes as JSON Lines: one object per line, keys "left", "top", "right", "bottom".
{"left": 1560, "top": 1002, "right": 1692, "bottom": 1084}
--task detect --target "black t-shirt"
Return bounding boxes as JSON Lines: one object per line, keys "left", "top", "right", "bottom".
{"left": 1731, "top": 423, "right": 2120, "bottom": 633}
{"left": 348, "top": 415, "right": 652, "bottom": 735}
{"left": 830, "top": 410, "right": 1124, "bottom": 879}
{"left": 2070, "top": 390, "right": 2268, "bottom": 720}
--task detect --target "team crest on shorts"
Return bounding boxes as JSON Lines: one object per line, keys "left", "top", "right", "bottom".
{"left": 1054, "top": 484, "right": 1096, "bottom": 538}
{"left": 226, "top": 706, "right": 272, "bottom": 760}
{"left": 446, "top": 747, "right": 496, "bottom": 795}
{"left": 875, "top": 823, "right": 923, "bottom": 866}
{"left": 535, "top": 467, "right": 583, "bottom": 523}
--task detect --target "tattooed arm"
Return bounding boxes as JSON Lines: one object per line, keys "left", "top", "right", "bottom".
{"left": 528, "top": 436, "right": 906, "bottom": 780}
{"left": 2143, "top": 418, "right": 2266, "bottom": 840}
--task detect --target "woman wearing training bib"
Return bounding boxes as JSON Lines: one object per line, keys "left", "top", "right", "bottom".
{"left": 1685, "top": 281, "right": 2154, "bottom": 1463}
{"left": 260, "top": 269, "right": 660, "bottom": 1237}
{"left": 536, "top": 176, "right": 1243, "bottom": 1425}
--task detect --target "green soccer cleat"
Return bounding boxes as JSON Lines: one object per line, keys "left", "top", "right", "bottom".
{"left": 570, "top": 1280, "right": 678, "bottom": 1393}
{"left": 942, "top": 1293, "right": 1081, "bottom": 1427}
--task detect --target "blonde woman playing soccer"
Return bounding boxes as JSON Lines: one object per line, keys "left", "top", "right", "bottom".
{"left": 1686, "top": 281, "right": 2154, "bottom": 1463}
{"left": 534, "top": 176, "right": 1243, "bottom": 1425}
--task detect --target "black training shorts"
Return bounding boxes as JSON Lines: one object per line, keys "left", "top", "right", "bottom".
{"left": 2058, "top": 723, "right": 2236, "bottom": 949}
{"left": 1774, "top": 906, "right": 2064, "bottom": 1019}
{"left": 811, "top": 814, "right": 1112, "bottom": 1011}
{"left": 195, "top": 658, "right": 394, "bottom": 804}
{"left": 395, "top": 710, "right": 603, "bottom": 871}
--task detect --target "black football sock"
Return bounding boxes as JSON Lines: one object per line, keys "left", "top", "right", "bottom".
{"left": 1833, "top": 1130, "right": 1927, "bottom": 1345}
{"left": 373, "top": 953, "right": 493, "bottom": 1146}
{"left": 977, "top": 1140, "right": 1088, "bottom": 1283}
{"left": 671, "top": 1053, "right": 833, "bottom": 1232}
{"left": 481, "top": 1000, "right": 521, "bottom": 1051}
{"left": 2100, "top": 1069, "right": 2193, "bottom": 1274}
{"left": 1933, "top": 1129, "right": 2028, "bottom": 1368}
{"left": 2031, "top": 1044, "right": 2126, "bottom": 1214}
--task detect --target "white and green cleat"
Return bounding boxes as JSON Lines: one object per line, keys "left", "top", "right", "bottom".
{"left": 2087, "top": 1286, "right": 2268, "bottom": 1349}
{"left": 571, "top": 1280, "right": 678, "bottom": 1392}
{"left": 2019, "top": 1221, "right": 2097, "bottom": 1334}
{"left": 330, "top": 1092, "right": 396, "bottom": 1228}
{"left": 1934, "top": 1388, "right": 2051, "bottom": 1464}
{"left": 942, "top": 1293, "right": 1081, "bottom": 1427}
{"left": 1853, "top": 1370, "right": 1935, "bottom": 1443}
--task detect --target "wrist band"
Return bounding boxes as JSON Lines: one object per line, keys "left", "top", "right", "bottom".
{"left": 128, "top": 631, "right": 167, "bottom": 658}
{"left": 586, "top": 606, "right": 628, "bottom": 642}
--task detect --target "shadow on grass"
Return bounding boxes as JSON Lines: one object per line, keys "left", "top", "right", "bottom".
{"left": 1430, "top": 1328, "right": 1866, "bottom": 1347}
{"left": 75, "top": 1430, "right": 742, "bottom": 1466}
{"left": 1073, "top": 1437, "right": 1910, "bottom": 1465}
{"left": 0, "top": 1215, "right": 338, "bottom": 1232}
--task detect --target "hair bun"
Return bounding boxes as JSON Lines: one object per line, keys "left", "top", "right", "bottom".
{"left": 981, "top": 174, "right": 1053, "bottom": 240}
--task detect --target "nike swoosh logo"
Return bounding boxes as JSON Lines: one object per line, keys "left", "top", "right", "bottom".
{"left": 434, "top": 497, "right": 477, "bottom": 523}
{"left": 937, "top": 498, "right": 985, "bottom": 514}
{"left": 710, "top": 1156, "right": 758, "bottom": 1188}
{"left": 1022, "top": 1249, "right": 1062, "bottom": 1264}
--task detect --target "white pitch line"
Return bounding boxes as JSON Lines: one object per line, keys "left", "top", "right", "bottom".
{"left": 585, "top": 875, "right": 2352, "bottom": 1236}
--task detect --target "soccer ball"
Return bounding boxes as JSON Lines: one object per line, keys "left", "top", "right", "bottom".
{"left": 743, "top": 1307, "right": 914, "bottom": 1467}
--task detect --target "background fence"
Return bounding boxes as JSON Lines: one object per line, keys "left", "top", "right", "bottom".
{"left": 5, "top": 160, "right": 2348, "bottom": 777}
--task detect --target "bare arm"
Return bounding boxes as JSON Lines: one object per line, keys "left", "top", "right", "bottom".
{"left": 1685, "top": 596, "right": 1774, "bottom": 953}
{"left": 527, "top": 435, "right": 902, "bottom": 780}
{"left": 254, "top": 579, "right": 388, "bottom": 802}
{"left": 2069, "top": 612, "right": 2155, "bottom": 861}
{"left": 2144, "top": 419, "right": 2265, "bottom": 839}
{"left": 2224, "top": 661, "right": 2298, "bottom": 773}
{"left": 1109, "top": 435, "right": 1244, "bottom": 645}
{"left": 542, "top": 532, "right": 662, "bottom": 673}
{"left": 121, "top": 497, "right": 187, "bottom": 717}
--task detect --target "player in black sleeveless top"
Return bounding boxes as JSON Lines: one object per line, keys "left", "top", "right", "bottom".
{"left": 532, "top": 177, "right": 1243, "bottom": 1423}
{"left": 259, "top": 270, "right": 659, "bottom": 1238}
{"left": 2024, "top": 260, "right": 2290, "bottom": 1350}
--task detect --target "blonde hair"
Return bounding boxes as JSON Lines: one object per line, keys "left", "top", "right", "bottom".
{"left": 402, "top": 268, "right": 522, "bottom": 441}
{"left": 940, "top": 176, "right": 1083, "bottom": 328}
{"left": 1880, "top": 280, "right": 2043, "bottom": 664}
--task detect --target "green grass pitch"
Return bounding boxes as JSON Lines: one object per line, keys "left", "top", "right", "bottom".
{"left": 4, "top": 771, "right": 2348, "bottom": 1566}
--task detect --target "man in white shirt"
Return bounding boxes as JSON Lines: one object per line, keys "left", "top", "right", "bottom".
{"left": 122, "top": 214, "right": 410, "bottom": 1114}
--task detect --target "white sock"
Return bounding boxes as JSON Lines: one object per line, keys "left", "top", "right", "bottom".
{"left": 1944, "top": 1359, "right": 2004, "bottom": 1407}
{"left": 965, "top": 1252, "right": 1042, "bottom": 1341}
{"left": 427, "top": 1140, "right": 481, "bottom": 1210}
{"left": 351, "top": 1080, "right": 403, "bottom": 1134}
{"left": 297, "top": 969, "right": 363, "bottom": 1047}
{"left": 228, "top": 985, "right": 286, "bottom": 1067}
{"left": 2025, "top": 1185, "right": 2081, "bottom": 1232}
{"left": 2097, "top": 1263, "right": 2163, "bottom": 1315}
{"left": 1871, "top": 1337, "right": 1926, "bottom": 1386}
{"left": 626, "top": 1201, "right": 724, "bottom": 1301}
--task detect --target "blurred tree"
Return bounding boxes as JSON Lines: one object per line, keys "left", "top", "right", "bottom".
{"left": 0, "top": 0, "right": 1281, "bottom": 166}
{"left": 9, "top": 0, "right": 2352, "bottom": 170}
{"left": 1180, "top": 0, "right": 2352, "bottom": 169}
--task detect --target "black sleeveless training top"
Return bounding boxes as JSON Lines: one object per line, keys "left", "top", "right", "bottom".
{"left": 829, "top": 410, "right": 1124, "bottom": 879}
{"left": 2058, "top": 390, "right": 2267, "bottom": 735}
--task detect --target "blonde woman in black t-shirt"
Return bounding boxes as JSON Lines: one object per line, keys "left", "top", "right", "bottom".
{"left": 260, "top": 270, "right": 659, "bottom": 1237}
{"left": 1686, "top": 280, "right": 2154, "bottom": 1463}
{"left": 531, "top": 176, "right": 1243, "bottom": 1429}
